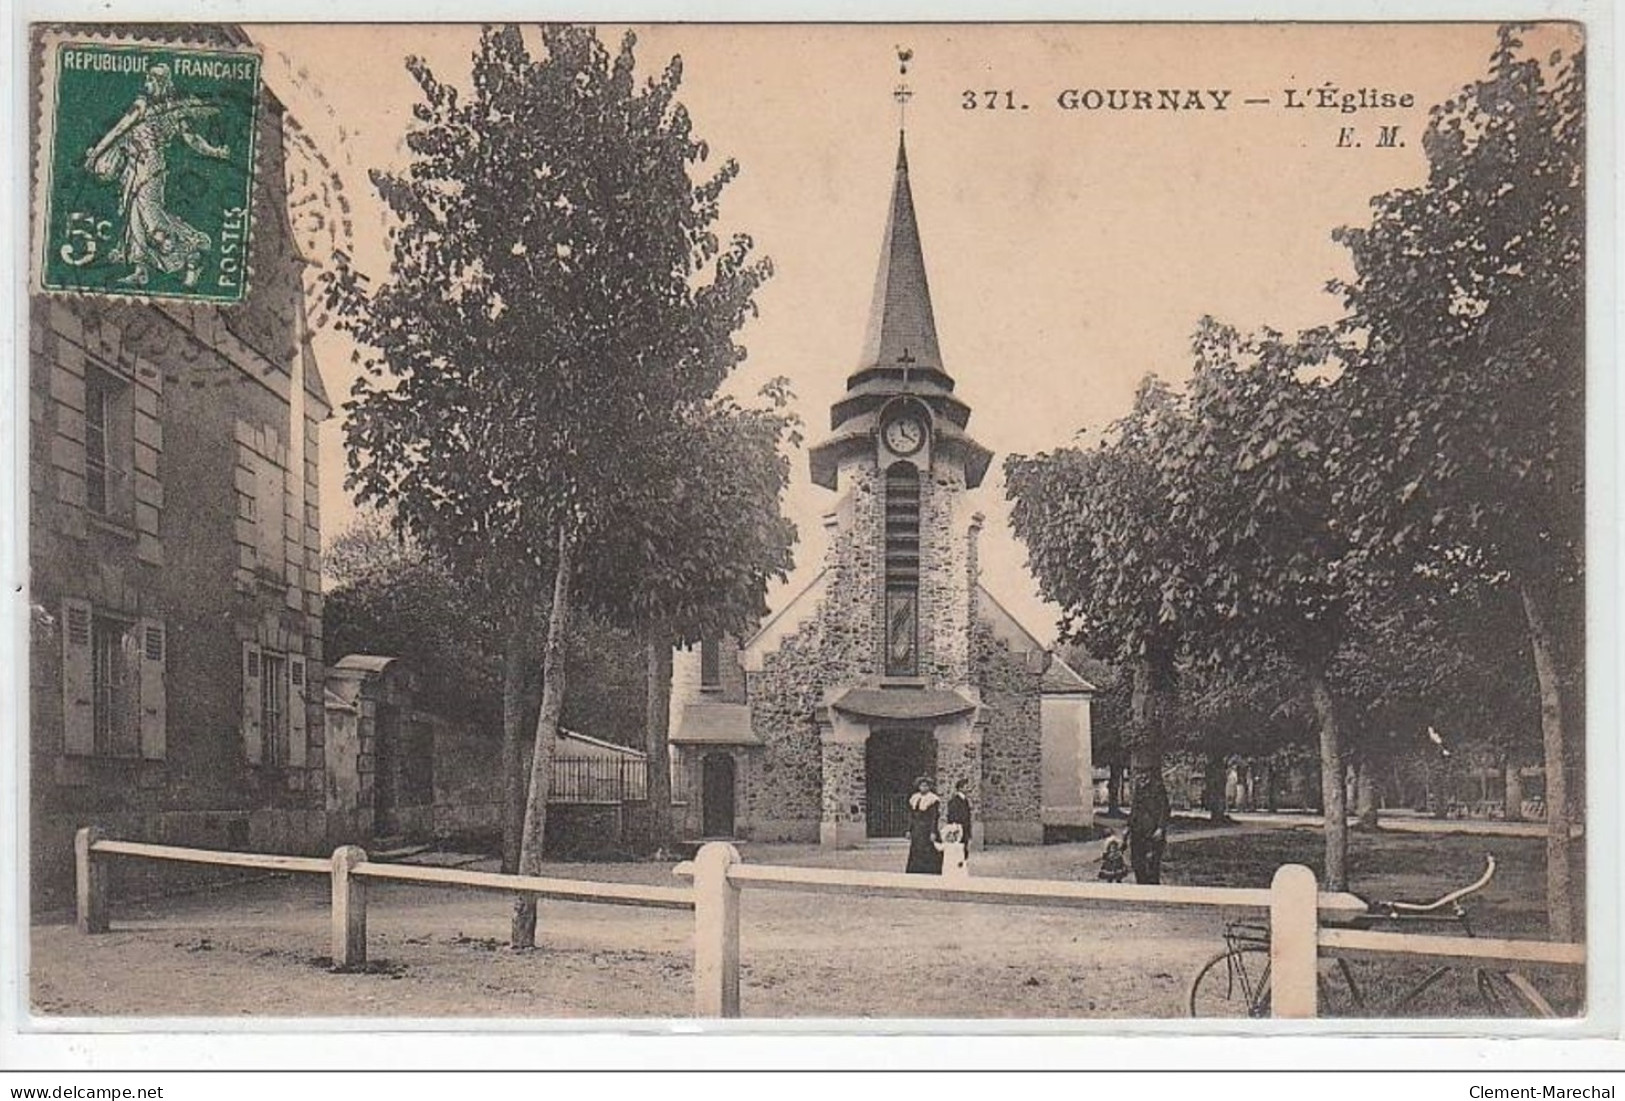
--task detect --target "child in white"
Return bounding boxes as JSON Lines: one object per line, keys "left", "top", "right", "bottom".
{"left": 936, "top": 822, "right": 970, "bottom": 881}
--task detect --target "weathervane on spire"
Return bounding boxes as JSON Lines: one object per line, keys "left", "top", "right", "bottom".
{"left": 894, "top": 45, "right": 914, "bottom": 129}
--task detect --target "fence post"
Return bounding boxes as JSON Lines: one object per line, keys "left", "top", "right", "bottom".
{"left": 330, "top": 845, "right": 369, "bottom": 971}
{"left": 75, "top": 826, "right": 109, "bottom": 935}
{"left": 692, "top": 841, "right": 741, "bottom": 1018}
{"left": 1270, "top": 863, "right": 1319, "bottom": 1018}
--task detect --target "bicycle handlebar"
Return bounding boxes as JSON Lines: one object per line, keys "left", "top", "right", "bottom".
{"left": 1369, "top": 854, "right": 1496, "bottom": 914}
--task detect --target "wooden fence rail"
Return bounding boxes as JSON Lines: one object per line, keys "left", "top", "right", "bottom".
{"left": 75, "top": 827, "right": 693, "bottom": 975}
{"left": 76, "top": 830, "right": 1584, "bottom": 1019}
{"left": 676, "top": 844, "right": 1584, "bottom": 1019}
{"left": 1317, "top": 927, "right": 1588, "bottom": 969}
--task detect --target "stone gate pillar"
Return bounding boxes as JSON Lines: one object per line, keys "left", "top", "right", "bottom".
{"left": 820, "top": 710, "right": 869, "bottom": 848}
{"left": 934, "top": 706, "right": 983, "bottom": 851}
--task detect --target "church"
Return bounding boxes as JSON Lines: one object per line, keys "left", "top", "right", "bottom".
{"left": 666, "top": 127, "right": 1095, "bottom": 849}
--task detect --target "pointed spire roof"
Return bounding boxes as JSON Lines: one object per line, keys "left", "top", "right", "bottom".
{"left": 855, "top": 131, "right": 945, "bottom": 377}
{"left": 810, "top": 125, "right": 991, "bottom": 492}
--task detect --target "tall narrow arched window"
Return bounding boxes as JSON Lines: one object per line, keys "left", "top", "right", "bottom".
{"left": 884, "top": 463, "right": 921, "bottom": 676}
{"left": 700, "top": 637, "right": 721, "bottom": 689}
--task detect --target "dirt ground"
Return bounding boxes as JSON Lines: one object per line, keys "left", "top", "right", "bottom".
{"left": 28, "top": 827, "right": 1581, "bottom": 1019}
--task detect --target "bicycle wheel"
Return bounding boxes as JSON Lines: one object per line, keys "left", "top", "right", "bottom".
{"left": 1317, "top": 955, "right": 1367, "bottom": 1018}
{"left": 1476, "top": 969, "right": 1559, "bottom": 1018}
{"left": 1189, "top": 946, "right": 1271, "bottom": 1018}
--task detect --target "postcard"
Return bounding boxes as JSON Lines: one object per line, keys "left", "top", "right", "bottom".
{"left": 11, "top": 15, "right": 1606, "bottom": 1052}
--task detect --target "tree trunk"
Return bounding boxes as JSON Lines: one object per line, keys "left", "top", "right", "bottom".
{"left": 1263, "top": 759, "right": 1278, "bottom": 813}
{"left": 1107, "top": 758, "right": 1124, "bottom": 817}
{"left": 644, "top": 636, "right": 675, "bottom": 850}
{"left": 1355, "top": 755, "right": 1379, "bottom": 831}
{"left": 1203, "top": 744, "right": 1228, "bottom": 823}
{"left": 1504, "top": 762, "right": 1525, "bottom": 822}
{"left": 1126, "top": 655, "right": 1171, "bottom": 884}
{"left": 1307, "top": 674, "right": 1349, "bottom": 891}
{"left": 1521, "top": 583, "right": 1577, "bottom": 942}
{"left": 499, "top": 622, "right": 527, "bottom": 875}
{"left": 511, "top": 528, "right": 575, "bottom": 950}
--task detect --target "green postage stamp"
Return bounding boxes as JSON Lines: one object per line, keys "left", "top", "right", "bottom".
{"left": 36, "top": 37, "right": 262, "bottom": 304}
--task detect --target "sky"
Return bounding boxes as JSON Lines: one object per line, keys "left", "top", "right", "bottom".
{"left": 249, "top": 21, "right": 1577, "bottom": 643}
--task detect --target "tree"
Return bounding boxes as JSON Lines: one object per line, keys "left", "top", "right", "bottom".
{"left": 331, "top": 25, "right": 773, "bottom": 946}
{"left": 322, "top": 512, "right": 544, "bottom": 872}
{"left": 1331, "top": 584, "right": 1542, "bottom": 827}
{"left": 1166, "top": 319, "right": 1360, "bottom": 889}
{"left": 324, "top": 514, "right": 501, "bottom": 726}
{"left": 581, "top": 388, "right": 798, "bottom": 847}
{"left": 1007, "top": 379, "right": 1197, "bottom": 882}
{"left": 324, "top": 512, "right": 651, "bottom": 794}
{"left": 1170, "top": 656, "right": 1302, "bottom": 823}
{"left": 1331, "top": 27, "right": 1584, "bottom": 936}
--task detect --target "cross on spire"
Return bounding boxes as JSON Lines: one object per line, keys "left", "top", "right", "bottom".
{"left": 894, "top": 45, "right": 914, "bottom": 129}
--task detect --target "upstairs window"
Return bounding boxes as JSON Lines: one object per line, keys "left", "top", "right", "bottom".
{"left": 700, "top": 638, "right": 721, "bottom": 689}
{"left": 236, "top": 426, "right": 289, "bottom": 581}
{"left": 84, "top": 369, "right": 133, "bottom": 522}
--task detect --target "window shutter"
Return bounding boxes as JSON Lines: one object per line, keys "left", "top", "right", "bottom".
{"left": 138, "top": 618, "right": 166, "bottom": 760}
{"left": 242, "top": 640, "right": 263, "bottom": 765}
{"left": 61, "top": 599, "right": 94, "bottom": 756}
{"left": 287, "top": 654, "right": 308, "bottom": 769}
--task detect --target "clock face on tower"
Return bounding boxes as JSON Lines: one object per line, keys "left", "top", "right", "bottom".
{"left": 883, "top": 414, "right": 926, "bottom": 456}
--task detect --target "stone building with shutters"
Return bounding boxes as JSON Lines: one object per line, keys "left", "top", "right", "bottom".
{"left": 27, "top": 27, "right": 332, "bottom": 907}
{"left": 667, "top": 132, "right": 1096, "bottom": 848}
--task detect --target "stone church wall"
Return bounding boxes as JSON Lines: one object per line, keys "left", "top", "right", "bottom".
{"left": 820, "top": 460, "right": 885, "bottom": 683}
{"left": 740, "top": 617, "right": 827, "bottom": 841}
{"left": 973, "top": 623, "right": 1044, "bottom": 843}
{"left": 917, "top": 463, "right": 971, "bottom": 686}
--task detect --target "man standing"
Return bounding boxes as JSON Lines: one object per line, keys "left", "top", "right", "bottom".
{"left": 945, "top": 780, "right": 973, "bottom": 862}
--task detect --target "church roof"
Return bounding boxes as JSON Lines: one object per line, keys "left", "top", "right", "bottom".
{"left": 830, "top": 686, "right": 978, "bottom": 723}
{"left": 976, "top": 586, "right": 1099, "bottom": 695}
{"left": 856, "top": 133, "right": 945, "bottom": 379}
{"left": 811, "top": 131, "right": 996, "bottom": 491}
{"left": 671, "top": 701, "right": 761, "bottom": 746}
{"left": 1039, "top": 655, "right": 1095, "bottom": 696}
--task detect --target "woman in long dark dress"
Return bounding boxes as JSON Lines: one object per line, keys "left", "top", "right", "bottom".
{"left": 905, "top": 776, "right": 943, "bottom": 874}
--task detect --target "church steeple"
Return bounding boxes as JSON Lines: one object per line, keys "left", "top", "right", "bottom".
{"left": 808, "top": 53, "right": 991, "bottom": 492}
{"left": 856, "top": 132, "right": 945, "bottom": 378}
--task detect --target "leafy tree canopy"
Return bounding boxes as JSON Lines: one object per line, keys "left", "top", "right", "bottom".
{"left": 1332, "top": 27, "right": 1584, "bottom": 595}
{"left": 331, "top": 23, "right": 774, "bottom": 581}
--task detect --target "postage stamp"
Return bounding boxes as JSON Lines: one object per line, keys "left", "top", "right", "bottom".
{"left": 35, "top": 36, "right": 262, "bottom": 304}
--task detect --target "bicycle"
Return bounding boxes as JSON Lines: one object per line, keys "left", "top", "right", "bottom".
{"left": 1187, "top": 855, "right": 1559, "bottom": 1018}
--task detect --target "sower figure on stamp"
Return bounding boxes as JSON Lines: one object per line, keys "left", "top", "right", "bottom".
{"left": 944, "top": 779, "right": 972, "bottom": 865}
{"left": 85, "top": 64, "right": 229, "bottom": 288}
{"left": 905, "top": 776, "right": 943, "bottom": 875}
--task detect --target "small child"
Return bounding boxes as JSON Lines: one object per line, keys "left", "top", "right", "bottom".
{"left": 1097, "top": 834, "right": 1128, "bottom": 883}
{"left": 936, "top": 822, "right": 970, "bottom": 881}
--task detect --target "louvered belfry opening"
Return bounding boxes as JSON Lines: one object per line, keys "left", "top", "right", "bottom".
{"left": 884, "top": 463, "right": 921, "bottom": 677}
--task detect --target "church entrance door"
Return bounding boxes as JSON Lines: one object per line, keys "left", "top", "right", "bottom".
{"left": 701, "top": 753, "right": 736, "bottom": 837}
{"left": 865, "top": 728, "right": 936, "bottom": 838}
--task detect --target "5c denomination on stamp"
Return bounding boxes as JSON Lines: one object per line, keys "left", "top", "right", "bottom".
{"left": 36, "top": 36, "right": 262, "bottom": 304}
